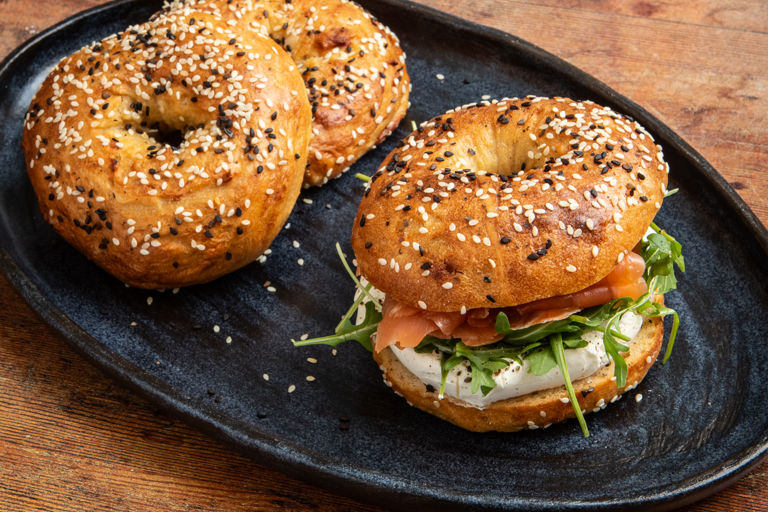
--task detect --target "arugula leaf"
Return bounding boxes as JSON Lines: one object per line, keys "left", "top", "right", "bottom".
{"left": 496, "top": 312, "right": 580, "bottom": 344}
{"left": 438, "top": 353, "right": 465, "bottom": 398}
{"left": 643, "top": 223, "right": 685, "bottom": 295}
{"left": 292, "top": 299, "right": 381, "bottom": 351}
{"left": 335, "top": 242, "right": 381, "bottom": 311}
{"left": 528, "top": 346, "right": 557, "bottom": 376}
{"left": 551, "top": 334, "right": 589, "bottom": 437}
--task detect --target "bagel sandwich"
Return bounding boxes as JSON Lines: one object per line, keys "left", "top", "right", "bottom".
{"left": 294, "top": 97, "right": 684, "bottom": 435}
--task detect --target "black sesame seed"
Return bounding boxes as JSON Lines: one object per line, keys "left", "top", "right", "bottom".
{"left": 486, "top": 295, "right": 496, "bottom": 303}
{"left": 500, "top": 236, "right": 511, "bottom": 244}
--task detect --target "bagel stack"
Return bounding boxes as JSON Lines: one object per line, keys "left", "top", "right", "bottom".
{"left": 23, "top": 0, "right": 409, "bottom": 288}
{"left": 351, "top": 96, "right": 672, "bottom": 432}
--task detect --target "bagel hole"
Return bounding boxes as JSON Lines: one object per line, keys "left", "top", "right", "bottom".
{"left": 147, "top": 122, "right": 186, "bottom": 150}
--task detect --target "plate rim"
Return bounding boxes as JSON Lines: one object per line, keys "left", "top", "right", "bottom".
{"left": 1, "top": 0, "right": 767, "bottom": 510}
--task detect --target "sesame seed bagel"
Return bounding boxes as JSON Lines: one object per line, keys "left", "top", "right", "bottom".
{"left": 249, "top": 0, "right": 410, "bottom": 187}
{"left": 351, "top": 96, "right": 669, "bottom": 312}
{"left": 22, "top": 1, "right": 312, "bottom": 289}
{"left": 372, "top": 313, "right": 664, "bottom": 432}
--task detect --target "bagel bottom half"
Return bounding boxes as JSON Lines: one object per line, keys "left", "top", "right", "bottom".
{"left": 372, "top": 315, "right": 664, "bottom": 433}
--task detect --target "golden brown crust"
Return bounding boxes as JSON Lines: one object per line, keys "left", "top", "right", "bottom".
{"left": 372, "top": 314, "right": 664, "bottom": 432}
{"left": 261, "top": 0, "right": 410, "bottom": 187}
{"left": 23, "top": 1, "right": 312, "bottom": 289}
{"left": 351, "top": 97, "right": 669, "bottom": 311}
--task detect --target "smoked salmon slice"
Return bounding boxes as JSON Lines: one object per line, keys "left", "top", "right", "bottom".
{"left": 373, "top": 252, "right": 648, "bottom": 352}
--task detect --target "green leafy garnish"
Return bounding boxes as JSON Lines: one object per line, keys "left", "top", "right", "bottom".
{"left": 551, "top": 333, "right": 589, "bottom": 437}
{"left": 292, "top": 300, "right": 381, "bottom": 351}
{"left": 291, "top": 243, "right": 381, "bottom": 351}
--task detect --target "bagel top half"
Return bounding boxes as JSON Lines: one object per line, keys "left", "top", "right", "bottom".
{"left": 351, "top": 96, "right": 669, "bottom": 312}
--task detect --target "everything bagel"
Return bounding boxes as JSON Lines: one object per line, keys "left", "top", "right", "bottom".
{"left": 352, "top": 96, "right": 669, "bottom": 312}
{"left": 248, "top": 0, "right": 411, "bottom": 186}
{"left": 23, "top": 0, "right": 312, "bottom": 289}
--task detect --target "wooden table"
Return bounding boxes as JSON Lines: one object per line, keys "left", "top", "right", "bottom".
{"left": 1, "top": 1, "right": 766, "bottom": 510}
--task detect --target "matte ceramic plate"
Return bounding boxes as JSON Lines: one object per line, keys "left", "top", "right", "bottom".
{"left": 1, "top": 1, "right": 767, "bottom": 510}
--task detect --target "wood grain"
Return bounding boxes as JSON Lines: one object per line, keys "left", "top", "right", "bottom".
{"left": 0, "top": 0, "right": 766, "bottom": 511}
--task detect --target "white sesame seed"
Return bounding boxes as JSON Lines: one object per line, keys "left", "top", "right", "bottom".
{"left": 442, "top": 282, "right": 453, "bottom": 289}
{"left": 288, "top": 384, "right": 296, "bottom": 393}
{"left": 417, "top": 300, "right": 427, "bottom": 310}
{"left": 566, "top": 264, "right": 577, "bottom": 272}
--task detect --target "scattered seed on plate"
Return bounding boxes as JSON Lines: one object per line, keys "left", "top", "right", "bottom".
{"left": 635, "top": 393, "right": 643, "bottom": 403}
{"left": 307, "top": 357, "right": 317, "bottom": 363}
{"left": 146, "top": 296, "right": 153, "bottom": 305}
{"left": 288, "top": 384, "right": 296, "bottom": 393}
{"left": 435, "top": 73, "right": 445, "bottom": 80}
{"left": 213, "top": 325, "right": 220, "bottom": 333}
{"left": 306, "top": 376, "right": 315, "bottom": 382}
{"left": 226, "top": 336, "right": 232, "bottom": 344}
{"left": 262, "top": 373, "right": 269, "bottom": 381}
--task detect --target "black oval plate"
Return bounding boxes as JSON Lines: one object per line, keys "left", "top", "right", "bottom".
{"left": 2, "top": 1, "right": 767, "bottom": 510}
